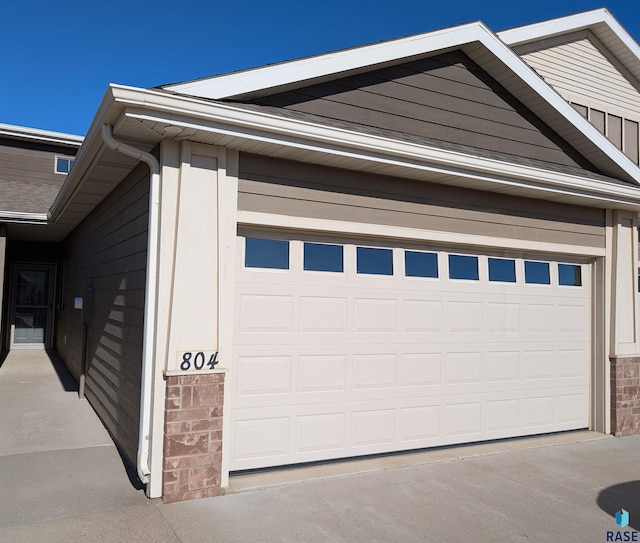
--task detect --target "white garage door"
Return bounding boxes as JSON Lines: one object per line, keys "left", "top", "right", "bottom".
{"left": 230, "top": 234, "right": 591, "bottom": 471}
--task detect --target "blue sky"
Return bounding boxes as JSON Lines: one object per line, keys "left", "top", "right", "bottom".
{"left": 1, "top": 0, "right": 638, "bottom": 136}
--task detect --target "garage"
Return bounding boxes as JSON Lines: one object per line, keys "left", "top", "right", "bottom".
{"left": 230, "top": 233, "right": 591, "bottom": 471}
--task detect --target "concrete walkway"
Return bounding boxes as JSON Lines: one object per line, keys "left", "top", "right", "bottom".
{"left": 1, "top": 351, "right": 639, "bottom": 542}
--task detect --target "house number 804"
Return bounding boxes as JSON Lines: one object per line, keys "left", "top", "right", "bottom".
{"left": 180, "top": 351, "right": 219, "bottom": 371}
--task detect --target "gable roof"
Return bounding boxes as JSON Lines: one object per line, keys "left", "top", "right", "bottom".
{"left": 161, "top": 19, "right": 640, "bottom": 186}
{"left": 40, "top": 12, "right": 640, "bottom": 244}
{"left": 498, "top": 8, "right": 640, "bottom": 85}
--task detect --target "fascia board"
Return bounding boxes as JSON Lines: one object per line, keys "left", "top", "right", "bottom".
{"left": 0, "top": 123, "right": 83, "bottom": 147}
{"left": 109, "top": 87, "right": 640, "bottom": 207}
{"left": 163, "top": 23, "right": 486, "bottom": 99}
{"left": 0, "top": 211, "right": 48, "bottom": 223}
{"left": 499, "top": 9, "right": 640, "bottom": 82}
{"left": 48, "top": 86, "right": 130, "bottom": 221}
{"left": 498, "top": 9, "right": 635, "bottom": 51}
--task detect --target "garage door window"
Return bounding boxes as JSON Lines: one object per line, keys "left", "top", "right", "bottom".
{"left": 524, "top": 261, "right": 550, "bottom": 285}
{"left": 448, "top": 254, "right": 479, "bottom": 280}
{"left": 558, "top": 264, "right": 582, "bottom": 286}
{"left": 357, "top": 247, "right": 393, "bottom": 275}
{"left": 488, "top": 258, "right": 516, "bottom": 283}
{"left": 405, "top": 251, "right": 438, "bottom": 278}
{"left": 245, "top": 238, "right": 290, "bottom": 269}
{"left": 304, "top": 243, "right": 344, "bottom": 272}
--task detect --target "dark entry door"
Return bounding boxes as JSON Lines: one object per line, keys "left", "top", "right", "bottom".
{"left": 11, "top": 264, "right": 55, "bottom": 349}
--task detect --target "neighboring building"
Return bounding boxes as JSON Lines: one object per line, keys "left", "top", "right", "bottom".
{"left": 0, "top": 124, "right": 82, "bottom": 351}
{"left": 2, "top": 9, "right": 640, "bottom": 503}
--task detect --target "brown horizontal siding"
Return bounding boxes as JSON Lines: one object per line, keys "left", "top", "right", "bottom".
{"left": 0, "top": 140, "right": 75, "bottom": 185}
{"left": 238, "top": 154, "right": 605, "bottom": 249}
{"left": 56, "top": 163, "right": 149, "bottom": 466}
{"left": 250, "top": 51, "right": 591, "bottom": 170}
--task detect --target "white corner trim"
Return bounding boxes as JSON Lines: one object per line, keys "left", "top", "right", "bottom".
{"left": 237, "top": 210, "right": 606, "bottom": 257}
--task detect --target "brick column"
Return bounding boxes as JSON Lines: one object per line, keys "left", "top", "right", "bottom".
{"left": 610, "top": 357, "right": 640, "bottom": 436}
{"left": 163, "top": 372, "right": 225, "bottom": 503}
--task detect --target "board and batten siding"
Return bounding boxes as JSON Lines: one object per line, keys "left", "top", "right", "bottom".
{"left": 249, "top": 50, "right": 591, "bottom": 171}
{"left": 519, "top": 35, "right": 640, "bottom": 122}
{"left": 238, "top": 153, "right": 605, "bottom": 249}
{"left": 56, "top": 164, "right": 149, "bottom": 466}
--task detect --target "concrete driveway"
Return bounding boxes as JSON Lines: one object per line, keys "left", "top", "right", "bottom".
{"left": 1, "top": 351, "right": 638, "bottom": 543}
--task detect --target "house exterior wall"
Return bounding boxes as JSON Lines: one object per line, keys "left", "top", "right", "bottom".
{"left": 238, "top": 153, "right": 606, "bottom": 249}
{"left": 517, "top": 33, "right": 640, "bottom": 165}
{"left": 0, "top": 137, "right": 74, "bottom": 186}
{"left": 55, "top": 163, "right": 150, "bottom": 467}
{"left": 518, "top": 33, "right": 640, "bottom": 121}
{"left": 251, "top": 50, "right": 592, "bottom": 169}
{"left": 0, "top": 137, "right": 77, "bottom": 214}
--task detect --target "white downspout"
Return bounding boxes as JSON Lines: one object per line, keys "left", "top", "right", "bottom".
{"left": 101, "top": 124, "right": 160, "bottom": 486}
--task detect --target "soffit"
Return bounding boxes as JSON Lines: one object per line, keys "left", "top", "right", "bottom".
{"left": 112, "top": 109, "right": 640, "bottom": 211}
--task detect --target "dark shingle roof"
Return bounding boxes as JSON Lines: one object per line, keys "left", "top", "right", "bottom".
{"left": 0, "top": 179, "right": 61, "bottom": 214}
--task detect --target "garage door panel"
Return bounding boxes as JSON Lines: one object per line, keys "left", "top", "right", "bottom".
{"left": 487, "top": 303, "right": 520, "bottom": 333}
{"left": 556, "top": 393, "right": 589, "bottom": 424}
{"left": 485, "top": 399, "right": 520, "bottom": 432}
{"left": 401, "top": 353, "right": 442, "bottom": 387}
{"left": 229, "top": 389, "right": 589, "bottom": 469}
{"left": 354, "top": 298, "right": 398, "bottom": 332}
{"left": 447, "top": 301, "right": 484, "bottom": 332}
{"left": 299, "top": 296, "right": 348, "bottom": 332}
{"left": 298, "top": 355, "right": 348, "bottom": 392}
{"left": 402, "top": 300, "right": 444, "bottom": 333}
{"left": 400, "top": 406, "right": 441, "bottom": 441}
{"left": 296, "top": 413, "right": 346, "bottom": 454}
{"left": 351, "top": 409, "right": 396, "bottom": 447}
{"left": 234, "top": 417, "right": 290, "bottom": 462}
{"left": 444, "top": 402, "right": 483, "bottom": 437}
{"left": 352, "top": 354, "right": 396, "bottom": 389}
{"left": 231, "top": 236, "right": 591, "bottom": 470}
{"left": 236, "top": 355, "right": 292, "bottom": 397}
{"left": 232, "top": 348, "right": 589, "bottom": 408}
{"left": 238, "top": 294, "right": 294, "bottom": 333}
{"left": 521, "top": 396, "right": 555, "bottom": 430}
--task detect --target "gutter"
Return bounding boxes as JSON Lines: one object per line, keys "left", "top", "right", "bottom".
{"left": 101, "top": 124, "right": 159, "bottom": 487}
{"left": 0, "top": 211, "right": 48, "bottom": 223}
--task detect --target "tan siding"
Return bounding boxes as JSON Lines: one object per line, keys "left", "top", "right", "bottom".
{"left": 521, "top": 37, "right": 640, "bottom": 120}
{"left": 251, "top": 51, "right": 588, "bottom": 169}
{"left": 238, "top": 154, "right": 605, "bottom": 249}
{"left": 56, "top": 164, "right": 149, "bottom": 466}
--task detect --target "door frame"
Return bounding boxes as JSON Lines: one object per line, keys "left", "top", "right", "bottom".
{"left": 8, "top": 262, "right": 57, "bottom": 350}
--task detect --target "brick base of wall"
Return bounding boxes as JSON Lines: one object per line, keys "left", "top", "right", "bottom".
{"left": 162, "top": 372, "right": 225, "bottom": 503}
{"left": 610, "top": 356, "right": 640, "bottom": 436}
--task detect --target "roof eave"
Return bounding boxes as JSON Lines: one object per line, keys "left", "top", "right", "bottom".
{"left": 104, "top": 87, "right": 640, "bottom": 209}
{"left": 0, "top": 123, "right": 83, "bottom": 147}
{"left": 498, "top": 8, "right": 640, "bottom": 84}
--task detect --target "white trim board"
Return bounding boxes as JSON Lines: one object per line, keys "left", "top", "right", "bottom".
{"left": 119, "top": 107, "right": 640, "bottom": 209}
{"left": 236, "top": 210, "right": 606, "bottom": 257}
